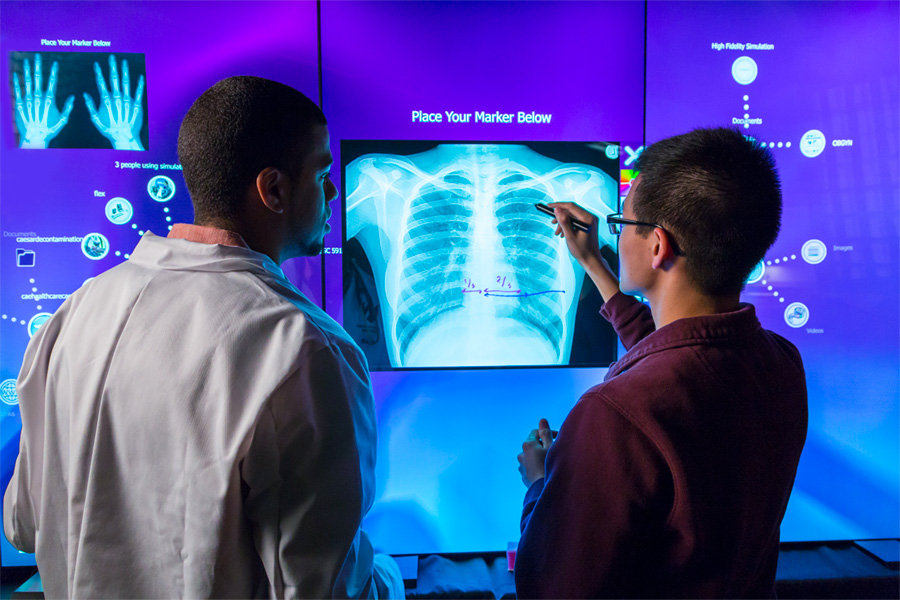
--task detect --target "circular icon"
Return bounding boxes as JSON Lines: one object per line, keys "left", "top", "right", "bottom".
{"left": 801, "top": 239, "right": 827, "bottom": 264}
{"left": 746, "top": 260, "right": 766, "bottom": 285}
{"left": 0, "top": 379, "right": 17, "bottom": 406}
{"left": 731, "top": 56, "right": 758, "bottom": 85}
{"left": 800, "top": 130, "right": 826, "bottom": 158}
{"left": 605, "top": 144, "right": 619, "bottom": 160}
{"left": 147, "top": 175, "right": 175, "bottom": 202}
{"left": 105, "top": 197, "right": 133, "bottom": 225}
{"left": 784, "top": 302, "right": 810, "bottom": 328}
{"left": 82, "top": 233, "right": 110, "bottom": 260}
{"left": 28, "top": 312, "right": 53, "bottom": 338}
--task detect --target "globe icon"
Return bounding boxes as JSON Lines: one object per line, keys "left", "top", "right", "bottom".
{"left": 0, "top": 379, "right": 18, "bottom": 405}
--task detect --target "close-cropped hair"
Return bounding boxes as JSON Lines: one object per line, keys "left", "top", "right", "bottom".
{"left": 633, "top": 127, "right": 782, "bottom": 297}
{"left": 177, "top": 76, "right": 326, "bottom": 223}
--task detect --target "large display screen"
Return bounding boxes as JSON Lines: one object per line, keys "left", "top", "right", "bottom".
{"left": 342, "top": 140, "right": 620, "bottom": 370}
{"left": 1, "top": 0, "right": 897, "bottom": 566}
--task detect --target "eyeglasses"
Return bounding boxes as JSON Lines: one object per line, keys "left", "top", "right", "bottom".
{"left": 606, "top": 213, "right": 685, "bottom": 255}
{"left": 606, "top": 213, "right": 664, "bottom": 236}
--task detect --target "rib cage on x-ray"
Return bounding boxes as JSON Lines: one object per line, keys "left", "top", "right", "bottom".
{"left": 345, "top": 144, "right": 617, "bottom": 368}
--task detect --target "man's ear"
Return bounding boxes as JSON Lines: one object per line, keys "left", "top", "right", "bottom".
{"left": 650, "top": 227, "right": 677, "bottom": 270}
{"left": 255, "top": 167, "right": 288, "bottom": 215}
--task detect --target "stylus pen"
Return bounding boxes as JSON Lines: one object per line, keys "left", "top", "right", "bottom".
{"left": 534, "top": 202, "right": 590, "bottom": 233}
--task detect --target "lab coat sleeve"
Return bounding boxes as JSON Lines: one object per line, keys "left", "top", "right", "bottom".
{"left": 4, "top": 453, "right": 36, "bottom": 553}
{"left": 241, "top": 341, "right": 390, "bottom": 599}
{"left": 3, "top": 306, "right": 60, "bottom": 553}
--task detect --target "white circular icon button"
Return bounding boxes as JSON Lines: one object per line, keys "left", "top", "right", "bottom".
{"left": 746, "top": 260, "right": 766, "bottom": 285}
{"left": 148, "top": 175, "right": 176, "bottom": 202}
{"left": 106, "top": 197, "right": 133, "bottom": 224}
{"left": 801, "top": 239, "right": 827, "bottom": 264}
{"left": 732, "top": 56, "right": 758, "bottom": 85}
{"left": 0, "top": 379, "right": 18, "bottom": 405}
{"left": 785, "top": 302, "right": 810, "bottom": 328}
{"left": 82, "top": 233, "right": 110, "bottom": 260}
{"left": 28, "top": 312, "right": 53, "bottom": 338}
{"left": 800, "top": 130, "right": 827, "bottom": 158}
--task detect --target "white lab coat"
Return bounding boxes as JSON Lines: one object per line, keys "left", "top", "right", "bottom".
{"left": 4, "top": 233, "right": 402, "bottom": 599}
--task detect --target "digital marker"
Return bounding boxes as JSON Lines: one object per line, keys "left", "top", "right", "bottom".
{"left": 534, "top": 202, "right": 590, "bottom": 233}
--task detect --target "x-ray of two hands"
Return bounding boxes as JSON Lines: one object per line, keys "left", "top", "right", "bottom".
{"left": 13, "top": 53, "right": 145, "bottom": 150}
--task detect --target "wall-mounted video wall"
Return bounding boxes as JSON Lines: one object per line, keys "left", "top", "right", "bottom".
{"left": 1, "top": 1, "right": 897, "bottom": 565}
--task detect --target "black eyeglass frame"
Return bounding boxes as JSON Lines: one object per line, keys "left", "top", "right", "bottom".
{"left": 606, "top": 213, "right": 685, "bottom": 256}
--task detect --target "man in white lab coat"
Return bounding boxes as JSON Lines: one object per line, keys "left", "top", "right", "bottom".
{"left": 4, "top": 76, "right": 404, "bottom": 599}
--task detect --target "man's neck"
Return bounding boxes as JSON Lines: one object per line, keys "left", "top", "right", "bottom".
{"left": 647, "top": 280, "right": 741, "bottom": 329}
{"left": 195, "top": 216, "right": 283, "bottom": 265}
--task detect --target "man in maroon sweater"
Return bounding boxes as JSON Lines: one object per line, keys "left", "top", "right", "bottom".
{"left": 515, "top": 128, "right": 808, "bottom": 598}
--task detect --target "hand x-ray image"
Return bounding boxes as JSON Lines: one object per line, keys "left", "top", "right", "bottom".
{"left": 9, "top": 51, "right": 148, "bottom": 150}
{"left": 343, "top": 141, "right": 621, "bottom": 370}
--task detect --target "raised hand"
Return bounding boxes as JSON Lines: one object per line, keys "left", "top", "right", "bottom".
{"left": 549, "top": 201, "right": 621, "bottom": 303}
{"left": 84, "top": 54, "right": 145, "bottom": 150}
{"left": 13, "top": 54, "right": 75, "bottom": 149}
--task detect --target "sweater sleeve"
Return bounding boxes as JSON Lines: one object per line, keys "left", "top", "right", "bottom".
{"left": 515, "top": 391, "right": 673, "bottom": 599}
{"left": 599, "top": 292, "right": 656, "bottom": 350}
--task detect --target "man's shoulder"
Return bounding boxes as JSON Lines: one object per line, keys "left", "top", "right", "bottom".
{"left": 579, "top": 318, "right": 807, "bottom": 442}
{"left": 86, "top": 250, "right": 358, "bottom": 360}
{"left": 599, "top": 324, "right": 802, "bottom": 395}
{"left": 255, "top": 276, "right": 354, "bottom": 345}
{"left": 74, "top": 236, "right": 365, "bottom": 363}
{"left": 577, "top": 339, "right": 727, "bottom": 434}
{"left": 214, "top": 272, "right": 360, "bottom": 361}
{"left": 606, "top": 306, "right": 804, "bottom": 387}
{"left": 592, "top": 340, "right": 702, "bottom": 403}
{"left": 577, "top": 368, "right": 667, "bottom": 434}
{"left": 758, "top": 325, "right": 804, "bottom": 370}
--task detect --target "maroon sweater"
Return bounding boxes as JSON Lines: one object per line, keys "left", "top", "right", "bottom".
{"left": 517, "top": 292, "right": 808, "bottom": 598}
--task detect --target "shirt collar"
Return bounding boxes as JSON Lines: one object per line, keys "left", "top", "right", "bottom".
{"left": 167, "top": 223, "right": 250, "bottom": 249}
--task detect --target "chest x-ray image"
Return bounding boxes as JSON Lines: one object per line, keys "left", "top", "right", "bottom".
{"left": 343, "top": 141, "right": 620, "bottom": 370}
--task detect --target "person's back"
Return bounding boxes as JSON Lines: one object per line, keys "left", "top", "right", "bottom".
{"left": 5, "top": 76, "right": 403, "bottom": 599}
{"left": 578, "top": 293, "right": 806, "bottom": 597}
{"left": 9, "top": 238, "right": 372, "bottom": 597}
{"left": 516, "top": 127, "right": 808, "bottom": 598}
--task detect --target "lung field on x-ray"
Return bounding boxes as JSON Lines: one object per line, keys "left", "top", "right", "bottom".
{"left": 343, "top": 142, "right": 619, "bottom": 370}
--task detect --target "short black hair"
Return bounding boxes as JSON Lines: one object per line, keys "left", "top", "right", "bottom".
{"left": 177, "top": 76, "right": 326, "bottom": 223}
{"left": 633, "top": 127, "right": 782, "bottom": 296}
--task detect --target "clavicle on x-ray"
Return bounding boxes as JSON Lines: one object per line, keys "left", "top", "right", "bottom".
{"left": 345, "top": 144, "right": 618, "bottom": 369}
